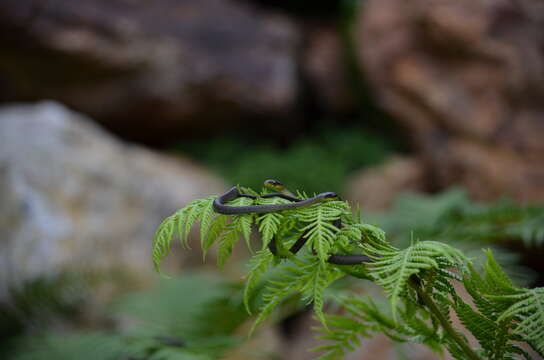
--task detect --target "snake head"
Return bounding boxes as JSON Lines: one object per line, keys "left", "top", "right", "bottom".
{"left": 321, "top": 192, "right": 340, "bottom": 201}
{"left": 264, "top": 179, "right": 285, "bottom": 192}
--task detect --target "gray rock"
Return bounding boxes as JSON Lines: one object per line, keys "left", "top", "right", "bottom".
{"left": 0, "top": 101, "right": 224, "bottom": 298}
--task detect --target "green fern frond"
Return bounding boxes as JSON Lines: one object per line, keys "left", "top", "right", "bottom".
{"left": 181, "top": 197, "right": 216, "bottom": 248}
{"left": 182, "top": 201, "right": 201, "bottom": 249}
{"left": 217, "top": 226, "right": 237, "bottom": 268}
{"left": 444, "top": 336, "right": 473, "bottom": 360}
{"left": 300, "top": 257, "right": 344, "bottom": 326}
{"left": 341, "top": 296, "right": 397, "bottom": 333}
{"left": 399, "top": 301, "right": 443, "bottom": 351}
{"left": 255, "top": 196, "right": 292, "bottom": 249}
{"left": 312, "top": 314, "right": 369, "bottom": 360}
{"left": 463, "top": 263, "right": 510, "bottom": 318}
{"left": 202, "top": 214, "right": 227, "bottom": 259}
{"left": 152, "top": 197, "right": 218, "bottom": 272}
{"left": 503, "top": 344, "right": 533, "bottom": 360}
{"left": 481, "top": 249, "right": 516, "bottom": 293}
{"left": 239, "top": 186, "right": 259, "bottom": 196}
{"left": 358, "top": 223, "right": 388, "bottom": 245}
{"left": 296, "top": 201, "right": 347, "bottom": 262}
{"left": 494, "top": 288, "right": 544, "bottom": 355}
{"left": 336, "top": 224, "right": 362, "bottom": 241}
{"left": 250, "top": 254, "right": 343, "bottom": 334}
{"left": 230, "top": 197, "right": 255, "bottom": 251}
{"left": 296, "top": 190, "right": 309, "bottom": 199}
{"left": 213, "top": 197, "right": 256, "bottom": 267}
{"left": 454, "top": 296, "right": 500, "bottom": 354}
{"left": 199, "top": 199, "right": 215, "bottom": 243}
{"left": 335, "top": 224, "right": 362, "bottom": 250}
{"left": 249, "top": 262, "right": 306, "bottom": 335}
{"left": 243, "top": 249, "right": 274, "bottom": 314}
{"left": 313, "top": 296, "right": 444, "bottom": 359}
{"left": 366, "top": 241, "right": 466, "bottom": 318}
{"left": 152, "top": 212, "right": 178, "bottom": 274}
{"left": 459, "top": 250, "right": 544, "bottom": 357}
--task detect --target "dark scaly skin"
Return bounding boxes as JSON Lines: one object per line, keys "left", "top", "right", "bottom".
{"left": 213, "top": 186, "right": 338, "bottom": 215}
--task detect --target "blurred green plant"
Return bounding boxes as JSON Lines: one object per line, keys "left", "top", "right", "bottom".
{"left": 177, "top": 126, "right": 395, "bottom": 194}
{"left": 0, "top": 272, "right": 91, "bottom": 345}
{"left": 369, "top": 188, "right": 544, "bottom": 248}
{"left": 154, "top": 183, "right": 544, "bottom": 360}
{"left": 4, "top": 274, "right": 254, "bottom": 360}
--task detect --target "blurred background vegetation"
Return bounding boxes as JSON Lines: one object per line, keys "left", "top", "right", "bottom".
{"left": 176, "top": 124, "right": 398, "bottom": 195}
{"left": 1, "top": 0, "right": 543, "bottom": 358}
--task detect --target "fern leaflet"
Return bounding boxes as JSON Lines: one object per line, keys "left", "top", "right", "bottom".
{"left": 255, "top": 196, "right": 292, "bottom": 249}
{"left": 243, "top": 249, "right": 274, "bottom": 314}
{"left": 296, "top": 201, "right": 347, "bottom": 263}
{"left": 365, "top": 240, "right": 466, "bottom": 318}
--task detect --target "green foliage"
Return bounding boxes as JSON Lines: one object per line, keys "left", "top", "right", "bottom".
{"left": 154, "top": 184, "right": 544, "bottom": 360}
{"left": 6, "top": 274, "right": 249, "bottom": 360}
{"left": 248, "top": 253, "right": 344, "bottom": 335}
{"left": 8, "top": 332, "right": 128, "bottom": 360}
{"left": 497, "top": 288, "right": 544, "bottom": 355}
{"left": 216, "top": 197, "right": 254, "bottom": 267}
{"left": 462, "top": 251, "right": 544, "bottom": 357}
{"left": 371, "top": 188, "right": 544, "bottom": 249}
{"left": 243, "top": 249, "right": 274, "bottom": 314}
{"left": 312, "top": 314, "right": 369, "bottom": 360}
{"left": 0, "top": 272, "right": 91, "bottom": 348}
{"left": 152, "top": 196, "right": 255, "bottom": 272}
{"left": 315, "top": 250, "right": 544, "bottom": 360}
{"left": 313, "top": 296, "right": 445, "bottom": 359}
{"left": 364, "top": 240, "right": 466, "bottom": 318}
{"left": 152, "top": 197, "right": 215, "bottom": 273}
{"left": 175, "top": 126, "right": 396, "bottom": 194}
{"left": 295, "top": 200, "right": 348, "bottom": 262}
{"left": 255, "top": 196, "right": 293, "bottom": 249}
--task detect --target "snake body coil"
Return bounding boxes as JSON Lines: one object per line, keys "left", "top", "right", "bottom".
{"left": 213, "top": 186, "right": 337, "bottom": 215}
{"left": 213, "top": 181, "right": 370, "bottom": 265}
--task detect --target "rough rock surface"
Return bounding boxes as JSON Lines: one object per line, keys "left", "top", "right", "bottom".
{"left": 357, "top": 0, "right": 544, "bottom": 203}
{"left": 0, "top": 101, "right": 224, "bottom": 298}
{"left": 347, "top": 156, "right": 427, "bottom": 211}
{"left": 0, "top": 0, "right": 299, "bottom": 144}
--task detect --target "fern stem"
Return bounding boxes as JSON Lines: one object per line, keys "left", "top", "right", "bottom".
{"left": 409, "top": 277, "right": 482, "bottom": 360}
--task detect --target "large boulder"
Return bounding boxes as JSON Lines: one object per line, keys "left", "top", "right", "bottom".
{"left": 356, "top": 0, "right": 544, "bottom": 202}
{"left": 0, "top": 0, "right": 299, "bottom": 144}
{"left": 0, "top": 101, "right": 224, "bottom": 298}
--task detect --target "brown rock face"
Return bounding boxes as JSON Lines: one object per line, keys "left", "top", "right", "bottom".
{"left": 356, "top": 0, "right": 544, "bottom": 202}
{"left": 347, "top": 156, "right": 427, "bottom": 211}
{"left": 0, "top": 0, "right": 299, "bottom": 144}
